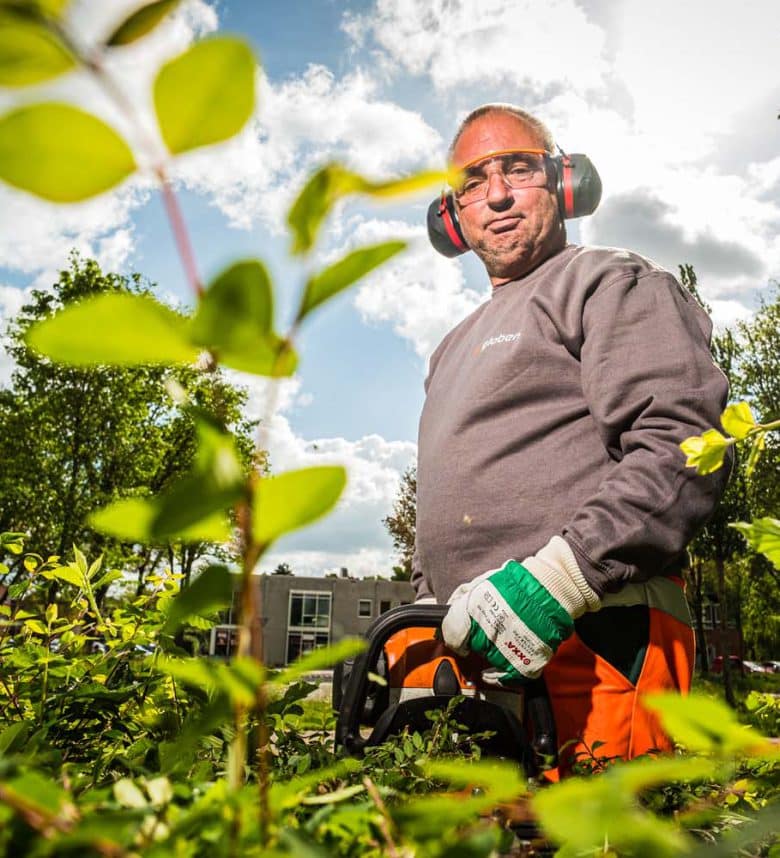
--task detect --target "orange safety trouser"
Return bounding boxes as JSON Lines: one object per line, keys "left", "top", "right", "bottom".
{"left": 542, "top": 604, "right": 695, "bottom": 780}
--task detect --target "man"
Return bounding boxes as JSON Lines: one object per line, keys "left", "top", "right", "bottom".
{"left": 411, "top": 104, "right": 730, "bottom": 774}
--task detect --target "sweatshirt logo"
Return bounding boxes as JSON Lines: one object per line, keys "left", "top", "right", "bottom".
{"left": 475, "top": 332, "right": 521, "bottom": 355}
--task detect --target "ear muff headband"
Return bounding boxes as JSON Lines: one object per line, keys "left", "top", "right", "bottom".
{"left": 426, "top": 152, "right": 602, "bottom": 258}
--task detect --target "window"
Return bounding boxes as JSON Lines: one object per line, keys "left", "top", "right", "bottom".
{"left": 286, "top": 631, "right": 329, "bottom": 664}
{"left": 358, "top": 599, "right": 372, "bottom": 618}
{"left": 286, "top": 591, "right": 332, "bottom": 664}
{"left": 210, "top": 625, "right": 239, "bottom": 658}
{"left": 379, "top": 600, "right": 392, "bottom": 614}
{"left": 288, "top": 592, "right": 331, "bottom": 628}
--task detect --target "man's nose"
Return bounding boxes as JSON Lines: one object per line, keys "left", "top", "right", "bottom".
{"left": 485, "top": 171, "right": 513, "bottom": 208}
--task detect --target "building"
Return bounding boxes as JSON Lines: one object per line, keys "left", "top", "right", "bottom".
{"left": 209, "top": 571, "right": 415, "bottom": 667}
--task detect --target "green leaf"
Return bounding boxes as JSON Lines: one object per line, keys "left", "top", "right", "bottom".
{"left": 300, "top": 783, "right": 364, "bottom": 805}
{"left": 730, "top": 517, "right": 780, "bottom": 570}
{"left": 113, "top": 778, "right": 147, "bottom": 808}
{"left": 106, "top": 0, "right": 180, "bottom": 46}
{"left": 1, "top": 771, "right": 72, "bottom": 817}
{"left": 156, "top": 655, "right": 217, "bottom": 692}
{"left": 422, "top": 758, "right": 527, "bottom": 805}
{"left": 163, "top": 564, "right": 234, "bottom": 633}
{"left": 252, "top": 466, "right": 347, "bottom": 547}
{"left": 0, "top": 9, "right": 75, "bottom": 85}
{"left": 297, "top": 241, "right": 406, "bottom": 322}
{"left": 745, "top": 432, "right": 766, "bottom": 479}
{"left": 190, "top": 259, "right": 296, "bottom": 376}
{"left": 89, "top": 497, "right": 230, "bottom": 544}
{"left": 154, "top": 36, "right": 255, "bottom": 154}
{"left": 0, "top": 103, "right": 135, "bottom": 202}
{"left": 151, "top": 413, "right": 244, "bottom": 538}
{"left": 0, "top": 721, "right": 29, "bottom": 756}
{"left": 532, "top": 765, "right": 692, "bottom": 857}
{"left": 26, "top": 293, "right": 198, "bottom": 366}
{"left": 394, "top": 759, "right": 526, "bottom": 839}
{"left": 271, "top": 637, "right": 365, "bottom": 686}
{"left": 287, "top": 163, "right": 447, "bottom": 254}
{"left": 720, "top": 401, "right": 757, "bottom": 440}
{"left": 1, "top": 531, "right": 25, "bottom": 554}
{"left": 40, "top": 563, "right": 83, "bottom": 589}
{"left": 0, "top": 1, "right": 69, "bottom": 16}
{"left": 91, "top": 415, "right": 243, "bottom": 543}
{"left": 642, "top": 692, "right": 770, "bottom": 755}
{"left": 680, "top": 428, "right": 731, "bottom": 475}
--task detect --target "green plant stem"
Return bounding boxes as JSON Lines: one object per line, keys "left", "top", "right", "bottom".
{"left": 55, "top": 25, "right": 205, "bottom": 302}
{"left": 0, "top": 674, "right": 24, "bottom": 720}
{"left": 156, "top": 167, "right": 204, "bottom": 299}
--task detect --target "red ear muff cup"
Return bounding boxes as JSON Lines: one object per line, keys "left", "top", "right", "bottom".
{"left": 554, "top": 153, "right": 602, "bottom": 219}
{"left": 426, "top": 193, "right": 469, "bottom": 258}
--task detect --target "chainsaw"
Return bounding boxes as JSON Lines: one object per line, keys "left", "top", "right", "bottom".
{"left": 333, "top": 603, "right": 557, "bottom": 778}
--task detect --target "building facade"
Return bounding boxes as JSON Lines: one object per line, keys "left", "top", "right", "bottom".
{"left": 209, "top": 573, "right": 415, "bottom": 667}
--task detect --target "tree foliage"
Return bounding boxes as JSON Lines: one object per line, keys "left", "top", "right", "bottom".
{"left": 0, "top": 254, "right": 256, "bottom": 587}
{"left": 383, "top": 464, "right": 416, "bottom": 581}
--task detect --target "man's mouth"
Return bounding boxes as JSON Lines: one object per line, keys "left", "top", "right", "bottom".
{"left": 487, "top": 216, "right": 522, "bottom": 233}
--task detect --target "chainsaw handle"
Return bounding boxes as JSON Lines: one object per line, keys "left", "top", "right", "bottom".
{"left": 336, "top": 604, "right": 448, "bottom": 754}
{"left": 335, "top": 603, "right": 557, "bottom": 767}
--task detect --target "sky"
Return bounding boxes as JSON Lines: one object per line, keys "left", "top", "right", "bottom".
{"left": 0, "top": 0, "right": 778, "bottom": 578}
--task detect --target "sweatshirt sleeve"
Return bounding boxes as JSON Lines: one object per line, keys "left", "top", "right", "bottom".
{"left": 561, "top": 270, "right": 732, "bottom": 596}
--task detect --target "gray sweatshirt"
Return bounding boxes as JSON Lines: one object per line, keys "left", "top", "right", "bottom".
{"left": 412, "top": 244, "right": 730, "bottom": 603}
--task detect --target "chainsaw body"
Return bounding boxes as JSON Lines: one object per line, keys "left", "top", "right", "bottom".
{"left": 334, "top": 604, "right": 557, "bottom": 776}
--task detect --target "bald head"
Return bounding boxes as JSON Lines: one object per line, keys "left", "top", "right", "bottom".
{"left": 448, "top": 104, "right": 555, "bottom": 162}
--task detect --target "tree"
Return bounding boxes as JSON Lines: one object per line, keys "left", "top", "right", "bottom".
{"left": 680, "top": 265, "right": 750, "bottom": 700}
{"left": 0, "top": 254, "right": 257, "bottom": 593}
{"left": 272, "top": 562, "right": 294, "bottom": 575}
{"left": 383, "top": 464, "right": 416, "bottom": 581}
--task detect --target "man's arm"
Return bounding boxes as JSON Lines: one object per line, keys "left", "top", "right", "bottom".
{"left": 562, "top": 270, "right": 731, "bottom": 595}
{"left": 410, "top": 542, "right": 435, "bottom": 601}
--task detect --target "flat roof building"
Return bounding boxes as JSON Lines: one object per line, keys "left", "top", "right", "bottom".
{"left": 209, "top": 572, "right": 415, "bottom": 667}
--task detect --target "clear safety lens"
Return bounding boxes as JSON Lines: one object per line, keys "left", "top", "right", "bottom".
{"left": 454, "top": 150, "right": 548, "bottom": 206}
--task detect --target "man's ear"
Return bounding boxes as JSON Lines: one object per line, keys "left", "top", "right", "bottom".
{"left": 426, "top": 193, "right": 469, "bottom": 257}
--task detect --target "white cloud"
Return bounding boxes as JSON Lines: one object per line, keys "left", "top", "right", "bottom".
{"left": 0, "top": 184, "right": 148, "bottom": 278}
{"left": 259, "top": 548, "right": 394, "bottom": 579}
{"left": 225, "top": 371, "right": 417, "bottom": 577}
{"left": 329, "top": 217, "right": 485, "bottom": 360}
{"left": 709, "top": 299, "right": 754, "bottom": 331}
{"left": 343, "top": 0, "right": 609, "bottom": 95}
{"left": 174, "top": 64, "right": 443, "bottom": 232}
{"left": 611, "top": 0, "right": 779, "bottom": 142}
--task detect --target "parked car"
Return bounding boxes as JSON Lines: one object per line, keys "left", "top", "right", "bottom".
{"left": 742, "top": 660, "right": 773, "bottom": 674}
{"left": 711, "top": 655, "right": 744, "bottom": 674}
{"left": 760, "top": 661, "right": 780, "bottom": 673}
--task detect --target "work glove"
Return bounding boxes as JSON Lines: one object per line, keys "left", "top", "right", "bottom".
{"left": 441, "top": 536, "right": 600, "bottom": 686}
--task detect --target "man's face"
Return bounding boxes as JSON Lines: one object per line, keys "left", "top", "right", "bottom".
{"left": 451, "top": 112, "right": 565, "bottom": 284}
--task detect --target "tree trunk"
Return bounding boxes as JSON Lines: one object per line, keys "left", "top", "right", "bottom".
{"left": 716, "top": 554, "right": 736, "bottom": 707}
{"left": 688, "top": 558, "right": 709, "bottom": 674}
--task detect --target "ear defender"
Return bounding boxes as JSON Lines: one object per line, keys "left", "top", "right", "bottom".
{"left": 426, "top": 153, "right": 603, "bottom": 258}
{"left": 426, "top": 192, "right": 468, "bottom": 258}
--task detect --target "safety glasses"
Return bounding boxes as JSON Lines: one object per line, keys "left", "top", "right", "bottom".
{"left": 453, "top": 148, "right": 550, "bottom": 207}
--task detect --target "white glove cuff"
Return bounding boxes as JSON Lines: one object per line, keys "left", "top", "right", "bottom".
{"left": 523, "top": 536, "right": 600, "bottom": 618}
{"left": 414, "top": 596, "right": 437, "bottom": 605}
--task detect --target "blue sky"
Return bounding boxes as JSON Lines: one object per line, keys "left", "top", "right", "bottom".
{"left": 0, "top": 0, "right": 778, "bottom": 577}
